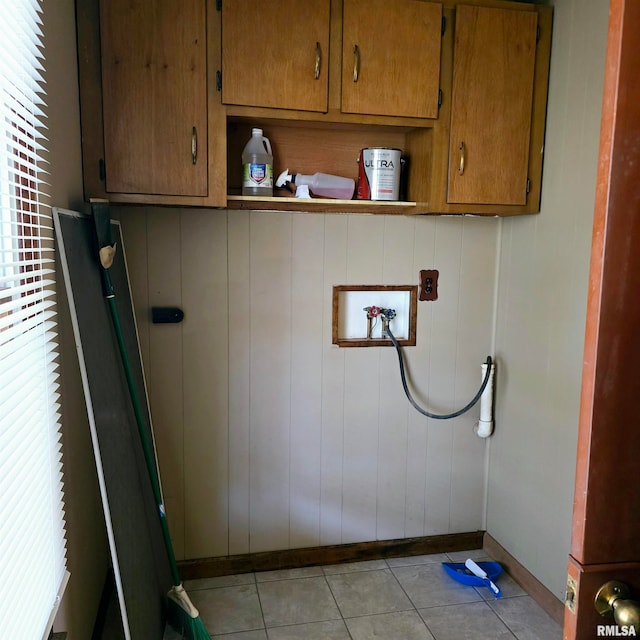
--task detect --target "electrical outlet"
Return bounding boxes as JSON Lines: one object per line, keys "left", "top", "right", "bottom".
{"left": 419, "top": 269, "right": 439, "bottom": 301}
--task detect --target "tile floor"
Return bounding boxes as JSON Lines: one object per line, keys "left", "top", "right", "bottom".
{"left": 179, "top": 549, "right": 563, "bottom": 640}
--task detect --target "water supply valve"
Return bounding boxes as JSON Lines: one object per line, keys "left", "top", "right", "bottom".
{"left": 381, "top": 308, "right": 396, "bottom": 338}
{"left": 363, "top": 305, "right": 382, "bottom": 339}
{"left": 363, "top": 305, "right": 396, "bottom": 339}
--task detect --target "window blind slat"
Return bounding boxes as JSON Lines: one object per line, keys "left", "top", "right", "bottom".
{"left": 0, "top": 419, "right": 49, "bottom": 511}
{"left": 0, "top": 277, "right": 55, "bottom": 305}
{"left": 2, "top": 168, "right": 51, "bottom": 193}
{"left": 0, "top": 98, "right": 48, "bottom": 134}
{"left": 0, "top": 267, "right": 55, "bottom": 289}
{"left": 0, "top": 318, "right": 56, "bottom": 366}
{"left": 0, "top": 1, "right": 67, "bottom": 637}
{"left": 1, "top": 125, "right": 49, "bottom": 156}
{"left": 0, "top": 298, "right": 57, "bottom": 336}
{"left": 0, "top": 352, "right": 48, "bottom": 398}
{"left": 0, "top": 391, "right": 47, "bottom": 450}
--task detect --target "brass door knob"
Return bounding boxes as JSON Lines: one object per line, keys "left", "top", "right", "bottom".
{"left": 595, "top": 580, "right": 640, "bottom": 631}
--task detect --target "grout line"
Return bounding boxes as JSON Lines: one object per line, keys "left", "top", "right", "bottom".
{"left": 486, "top": 598, "right": 530, "bottom": 640}
{"left": 253, "top": 571, "right": 268, "bottom": 635}
{"left": 387, "top": 559, "right": 421, "bottom": 614}
{"left": 323, "top": 571, "right": 348, "bottom": 628}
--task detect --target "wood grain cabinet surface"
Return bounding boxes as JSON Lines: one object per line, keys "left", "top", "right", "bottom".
{"left": 76, "top": 0, "right": 552, "bottom": 215}
{"left": 221, "top": 0, "right": 442, "bottom": 120}
{"left": 341, "top": 0, "right": 442, "bottom": 119}
{"left": 221, "top": 0, "right": 330, "bottom": 113}
{"left": 77, "top": 0, "right": 226, "bottom": 207}
{"left": 100, "top": 0, "right": 208, "bottom": 196}
{"left": 447, "top": 4, "right": 538, "bottom": 206}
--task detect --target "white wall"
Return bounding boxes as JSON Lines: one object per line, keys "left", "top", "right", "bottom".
{"left": 120, "top": 211, "right": 499, "bottom": 560}
{"left": 486, "top": 0, "right": 609, "bottom": 600}
{"left": 43, "top": 0, "right": 109, "bottom": 636}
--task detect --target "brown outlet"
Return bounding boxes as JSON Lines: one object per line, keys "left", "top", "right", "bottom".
{"left": 419, "top": 269, "right": 439, "bottom": 301}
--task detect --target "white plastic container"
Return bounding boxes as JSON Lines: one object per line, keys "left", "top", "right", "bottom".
{"left": 276, "top": 168, "right": 355, "bottom": 200}
{"left": 242, "top": 128, "right": 273, "bottom": 196}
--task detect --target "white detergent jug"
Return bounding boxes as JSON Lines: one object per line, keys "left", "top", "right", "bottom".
{"left": 242, "top": 128, "right": 273, "bottom": 196}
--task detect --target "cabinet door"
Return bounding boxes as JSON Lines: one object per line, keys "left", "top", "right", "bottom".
{"left": 222, "top": 0, "right": 330, "bottom": 112}
{"left": 341, "top": 0, "right": 442, "bottom": 119}
{"left": 100, "top": 0, "right": 208, "bottom": 196}
{"left": 447, "top": 5, "right": 538, "bottom": 205}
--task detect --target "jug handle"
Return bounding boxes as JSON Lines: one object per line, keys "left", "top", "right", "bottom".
{"left": 263, "top": 137, "right": 272, "bottom": 156}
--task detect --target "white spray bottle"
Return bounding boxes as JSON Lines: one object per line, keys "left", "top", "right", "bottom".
{"left": 276, "top": 169, "right": 355, "bottom": 200}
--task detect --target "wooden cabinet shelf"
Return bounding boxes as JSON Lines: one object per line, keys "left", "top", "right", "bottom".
{"left": 226, "top": 116, "right": 431, "bottom": 212}
{"left": 227, "top": 195, "right": 418, "bottom": 215}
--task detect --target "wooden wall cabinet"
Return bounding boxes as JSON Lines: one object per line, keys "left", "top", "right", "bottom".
{"left": 77, "top": 0, "right": 226, "bottom": 207}
{"left": 76, "top": 0, "right": 552, "bottom": 215}
{"left": 221, "top": 0, "right": 442, "bottom": 121}
{"left": 340, "top": 0, "right": 442, "bottom": 119}
{"left": 221, "top": 0, "right": 331, "bottom": 113}
{"left": 428, "top": 1, "right": 553, "bottom": 214}
{"left": 100, "top": 0, "right": 208, "bottom": 196}
{"left": 447, "top": 5, "right": 539, "bottom": 206}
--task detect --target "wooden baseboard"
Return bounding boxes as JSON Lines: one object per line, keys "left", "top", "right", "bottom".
{"left": 483, "top": 532, "right": 565, "bottom": 625}
{"left": 178, "top": 531, "right": 484, "bottom": 581}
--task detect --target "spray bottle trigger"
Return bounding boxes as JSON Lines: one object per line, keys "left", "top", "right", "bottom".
{"left": 276, "top": 169, "right": 293, "bottom": 188}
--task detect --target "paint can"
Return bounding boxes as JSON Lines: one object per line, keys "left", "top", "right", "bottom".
{"left": 357, "top": 147, "right": 403, "bottom": 200}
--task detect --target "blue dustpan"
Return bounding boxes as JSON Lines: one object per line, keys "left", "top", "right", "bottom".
{"left": 442, "top": 560, "right": 503, "bottom": 598}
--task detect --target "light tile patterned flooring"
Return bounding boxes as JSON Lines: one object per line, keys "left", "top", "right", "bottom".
{"left": 179, "top": 549, "right": 563, "bottom": 640}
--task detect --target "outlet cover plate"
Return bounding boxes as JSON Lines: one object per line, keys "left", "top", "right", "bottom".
{"left": 419, "top": 269, "right": 439, "bottom": 301}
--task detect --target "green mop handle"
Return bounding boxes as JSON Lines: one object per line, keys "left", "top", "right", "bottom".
{"left": 94, "top": 235, "right": 181, "bottom": 587}
{"left": 102, "top": 263, "right": 182, "bottom": 588}
{"left": 91, "top": 200, "right": 182, "bottom": 587}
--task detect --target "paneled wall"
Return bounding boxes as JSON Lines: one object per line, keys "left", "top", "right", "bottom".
{"left": 120, "top": 210, "right": 498, "bottom": 560}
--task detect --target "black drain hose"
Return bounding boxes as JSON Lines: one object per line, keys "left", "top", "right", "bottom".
{"left": 386, "top": 326, "right": 492, "bottom": 420}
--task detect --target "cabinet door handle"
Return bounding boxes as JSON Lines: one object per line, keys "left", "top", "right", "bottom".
{"left": 191, "top": 126, "right": 197, "bottom": 165}
{"left": 353, "top": 44, "right": 360, "bottom": 82}
{"left": 458, "top": 141, "right": 465, "bottom": 175}
{"left": 314, "top": 42, "right": 321, "bottom": 80}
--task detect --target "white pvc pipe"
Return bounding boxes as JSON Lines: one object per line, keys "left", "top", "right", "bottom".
{"left": 474, "top": 362, "right": 495, "bottom": 438}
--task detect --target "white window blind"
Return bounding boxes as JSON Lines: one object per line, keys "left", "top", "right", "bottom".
{"left": 0, "top": 2, "right": 68, "bottom": 639}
